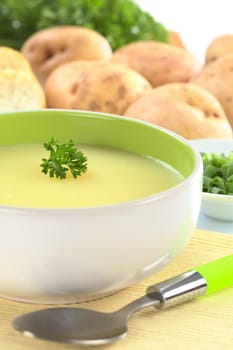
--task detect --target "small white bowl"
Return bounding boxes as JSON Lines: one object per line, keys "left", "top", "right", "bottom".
{"left": 190, "top": 139, "right": 233, "bottom": 222}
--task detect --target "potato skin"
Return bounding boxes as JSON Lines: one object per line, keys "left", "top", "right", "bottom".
{"left": 168, "top": 31, "right": 186, "bottom": 49}
{"left": 124, "top": 83, "right": 232, "bottom": 139}
{"left": 192, "top": 54, "right": 233, "bottom": 129}
{"left": 21, "top": 26, "right": 113, "bottom": 85}
{"left": 111, "top": 41, "right": 201, "bottom": 88}
{"left": 205, "top": 34, "right": 233, "bottom": 63}
{"left": 45, "top": 60, "right": 94, "bottom": 109}
{"left": 45, "top": 61, "right": 152, "bottom": 115}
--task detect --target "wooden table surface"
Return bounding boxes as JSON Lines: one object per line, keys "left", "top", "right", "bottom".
{"left": 0, "top": 229, "right": 233, "bottom": 350}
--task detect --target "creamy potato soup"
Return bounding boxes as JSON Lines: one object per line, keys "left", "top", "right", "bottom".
{"left": 0, "top": 144, "right": 184, "bottom": 208}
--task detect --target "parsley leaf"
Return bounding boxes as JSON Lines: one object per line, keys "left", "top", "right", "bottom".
{"left": 40, "top": 137, "right": 88, "bottom": 180}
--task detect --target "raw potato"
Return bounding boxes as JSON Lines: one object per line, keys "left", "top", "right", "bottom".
{"left": 111, "top": 41, "right": 201, "bottom": 88}
{"left": 124, "top": 83, "right": 233, "bottom": 140}
{"left": 192, "top": 54, "right": 233, "bottom": 129}
{"left": 45, "top": 61, "right": 152, "bottom": 115}
{"left": 21, "top": 26, "right": 113, "bottom": 85}
{"left": 45, "top": 61, "right": 94, "bottom": 109}
{"left": 168, "top": 31, "right": 186, "bottom": 49}
{"left": 205, "top": 34, "right": 233, "bottom": 63}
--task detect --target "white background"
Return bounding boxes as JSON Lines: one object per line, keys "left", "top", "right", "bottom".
{"left": 135, "top": 0, "right": 233, "bottom": 62}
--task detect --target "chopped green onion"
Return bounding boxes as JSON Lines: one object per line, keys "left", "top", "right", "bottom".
{"left": 201, "top": 151, "right": 233, "bottom": 195}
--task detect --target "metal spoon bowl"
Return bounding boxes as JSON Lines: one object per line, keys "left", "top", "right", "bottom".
{"left": 13, "top": 295, "right": 159, "bottom": 345}
{"left": 13, "top": 270, "right": 208, "bottom": 346}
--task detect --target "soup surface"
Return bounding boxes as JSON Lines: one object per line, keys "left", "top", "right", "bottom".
{"left": 0, "top": 144, "right": 184, "bottom": 208}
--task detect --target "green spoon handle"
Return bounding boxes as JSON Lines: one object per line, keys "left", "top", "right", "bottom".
{"left": 146, "top": 254, "right": 233, "bottom": 309}
{"left": 195, "top": 253, "right": 233, "bottom": 294}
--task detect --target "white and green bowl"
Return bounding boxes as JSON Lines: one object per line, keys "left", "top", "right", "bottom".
{"left": 0, "top": 109, "right": 202, "bottom": 304}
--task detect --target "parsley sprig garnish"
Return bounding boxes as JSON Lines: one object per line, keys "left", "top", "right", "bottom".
{"left": 40, "top": 137, "right": 88, "bottom": 180}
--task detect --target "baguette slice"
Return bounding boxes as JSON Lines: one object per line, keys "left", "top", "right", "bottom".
{"left": 0, "top": 68, "right": 46, "bottom": 110}
{"left": 0, "top": 46, "right": 32, "bottom": 72}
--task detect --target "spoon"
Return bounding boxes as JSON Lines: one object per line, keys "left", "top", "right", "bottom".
{"left": 13, "top": 254, "right": 233, "bottom": 346}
